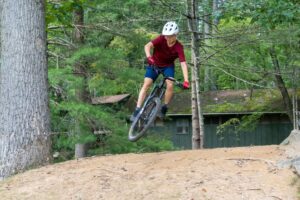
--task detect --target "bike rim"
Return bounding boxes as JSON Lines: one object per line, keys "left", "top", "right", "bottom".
{"left": 129, "top": 98, "right": 159, "bottom": 141}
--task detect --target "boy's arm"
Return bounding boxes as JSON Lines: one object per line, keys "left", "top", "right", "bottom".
{"left": 180, "top": 61, "right": 189, "bottom": 82}
{"left": 144, "top": 42, "right": 154, "bottom": 58}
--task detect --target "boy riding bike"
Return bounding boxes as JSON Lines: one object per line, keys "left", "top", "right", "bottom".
{"left": 130, "top": 21, "right": 190, "bottom": 121}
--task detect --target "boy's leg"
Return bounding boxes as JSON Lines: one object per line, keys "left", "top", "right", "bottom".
{"left": 162, "top": 66, "right": 175, "bottom": 106}
{"left": 164, "top": 79, "right": 174, "bottom": 105}
{"left": 130, "top": 66, "right": 158, "bottom": 121}
{"left": 136, "top": 78, "right": 153, "bottom": 108}
{"left": 161, "top": 66, "right": 175, "bottom": 117}
{"left": 137, "top": 66, "right": 159, "bottom": 108}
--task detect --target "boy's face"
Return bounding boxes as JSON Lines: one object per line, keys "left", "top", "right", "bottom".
{"left": 165, "top": 35, "right": 177, "bottom": 43}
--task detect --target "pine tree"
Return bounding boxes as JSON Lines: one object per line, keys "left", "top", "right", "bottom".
{"left": 0, "top": 0, "right": 51, "bottom": 179}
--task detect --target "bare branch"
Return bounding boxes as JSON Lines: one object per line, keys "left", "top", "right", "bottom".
{"left": 215, "top": 66, "right": 269, "bottom": 88}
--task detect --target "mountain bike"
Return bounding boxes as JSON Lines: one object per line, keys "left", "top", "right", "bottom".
{"left": 128, "top": 66, "right": 184, "bottom": 142}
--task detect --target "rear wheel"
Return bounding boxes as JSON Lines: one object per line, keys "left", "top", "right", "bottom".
{"left": 128, "top": 97, "right": 161, "bottom": 142}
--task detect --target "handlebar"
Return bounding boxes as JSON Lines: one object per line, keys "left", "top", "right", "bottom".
{"left": 164, "top": 77, "right": 184, "bottom": 89}
{"left": 149, "top": 65, "right": 188, "bottom": 89}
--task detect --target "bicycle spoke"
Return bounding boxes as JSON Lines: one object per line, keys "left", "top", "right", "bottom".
{"left": 128, "top": 97, "right": 161, "bottom": 142}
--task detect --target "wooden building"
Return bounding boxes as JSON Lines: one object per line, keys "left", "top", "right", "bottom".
{"left": 147, "top": 89, "right": 295, "bottom": 149}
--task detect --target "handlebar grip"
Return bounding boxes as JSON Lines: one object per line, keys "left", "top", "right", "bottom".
{"left": 176, "top": 82, "right": 184, "bottom": 89}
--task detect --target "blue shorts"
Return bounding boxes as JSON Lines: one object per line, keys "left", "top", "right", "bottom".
{"left": 144, "top": 65, "right": 175, "bottom": 81}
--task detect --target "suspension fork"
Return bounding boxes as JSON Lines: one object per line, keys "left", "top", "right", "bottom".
{"left": 157, "top": 87, "right": 166, "bottom": 100}
{"left": 157, "top": 77, "right": 171, "bottom": 100}
{"left": 141, "top": 77, "right": 168, "bottom": 109}
{"left": 142, "top": 85, "right": 159, "bottom": 108}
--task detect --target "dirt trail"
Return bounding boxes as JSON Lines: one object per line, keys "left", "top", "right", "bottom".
{"left": 0, "top": 145, "right": 299, "bottom": 200}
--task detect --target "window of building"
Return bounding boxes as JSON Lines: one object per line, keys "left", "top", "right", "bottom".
{"left": 176, "top": 118, "right": 189, "bottom": 134}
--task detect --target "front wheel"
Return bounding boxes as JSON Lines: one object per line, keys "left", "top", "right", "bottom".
{"left": 128, "top": 97, "right": 161, "bottom": 142}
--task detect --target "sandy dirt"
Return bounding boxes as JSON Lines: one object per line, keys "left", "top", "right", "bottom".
{"left": 0, "top": 145, "right": 299, "bottom": 200}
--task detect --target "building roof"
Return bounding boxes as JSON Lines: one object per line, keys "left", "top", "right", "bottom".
{"left": 115, "top": 89, "right": 299, "bottom": 116}
{"left": 91, "top": 94, "right": 130, "bottom": 105}
{"left": 167, "top": 89, "right": 300, "bottom": 115}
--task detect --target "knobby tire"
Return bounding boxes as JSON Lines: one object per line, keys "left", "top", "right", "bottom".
{"left": 128, "top": 97, "right": 161, "bottom": 142}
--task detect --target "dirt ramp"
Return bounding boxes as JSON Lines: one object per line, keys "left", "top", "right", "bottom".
{"left": 0, "top": 146, "right": 299, "bottom": 200}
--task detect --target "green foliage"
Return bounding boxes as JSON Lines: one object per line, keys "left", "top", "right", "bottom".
{"left": 46, "top": 0, "right": 299, "bottom": 162}
{"left": 46, "top": 0, "right": 183, "bottom": 160}
{"left": 206, "top": 103, "right": 244, "bottom": 113}
{"left": 135, "top": 136, "right": 174, "bottom": 153}
{"left": 216, "top": 118, "right": 240, "bottom": 139}
{"left": 46, "top": 0, "right": 92, "bottom": 25}
{"left": 49, "top": 67, "right": 81, "bottom": 100}
{"left": 204, "top": 89, "right": 290, "bottom": 113}
{"left": 239, "top": 113, "right": 263, "bottom": 132}
{"left": 224, "top": 0, "right": 300, "bottom": 29}
{"left": 203, "top": 9, "right": 299, "bottom": 90}
{"left": 217, "top": 113, "right": 263, "bottom": 138}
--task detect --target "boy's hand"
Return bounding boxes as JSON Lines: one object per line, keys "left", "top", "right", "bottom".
{"left": 147, "top": 56, "right": 155, "bottom": 65}
{"left": 183, "top": 81, "right": 189, "bottom": 89}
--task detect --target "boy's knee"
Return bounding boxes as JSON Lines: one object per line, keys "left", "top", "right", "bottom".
{"left": 143, "top": 83, "right": 151, "bottom": 90}
{"left": 166, "top": 82, "right": 174, "bottom": 90}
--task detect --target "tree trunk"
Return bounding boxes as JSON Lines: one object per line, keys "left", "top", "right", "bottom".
{"left": 204, "top": 0, "right": 217, "bottom": 91}
{"left": 210, "top": 0, "right": 219, "bottom": 90}
{"left": 187, "top": 0, "right": 205, "bottom": 149}
{"left": 73, "top": 1, "right": 84, "bottom": 44}
{"left": 203, "top": 0, "right": 211, "bottom": 92}
{"left": 191, "top": 67, "right": 202, "bottom": 149}
{"left": 212, "top": 0, "right": 220, "bottom": 28}
{"left": 75, "top": 144, "right": 87, "bottom": 159}
{"left": 0, "top": 0, "right": 50, "bottom": 179}
{"left": 269, "top": 46, "right": 293, "bottom": 122}
{"left": 72, "top": 1, "right": 89, "bottom": 158}
{"left": 203, "top": 0, "right": 212, "bottom": 37}
{"left": 73, "top": 3, "right": 89, "bottom": 103}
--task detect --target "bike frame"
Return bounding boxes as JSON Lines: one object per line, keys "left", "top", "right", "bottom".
{"left": 128, "top": 66, "right": 183, "bottom": 142}
{"left": 143, "top": 78, "right": 166, "bottom": 108}
{"left": 138, "top": 66, "right": 181, "bottom": 117}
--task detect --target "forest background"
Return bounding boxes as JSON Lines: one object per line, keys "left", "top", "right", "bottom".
{"left": 44, "top": 0, "right": 300, "bottom": 162}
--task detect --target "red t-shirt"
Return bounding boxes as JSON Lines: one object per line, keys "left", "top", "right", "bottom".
{"left": 151, "top": 35, "right": 186, "bottom": 67}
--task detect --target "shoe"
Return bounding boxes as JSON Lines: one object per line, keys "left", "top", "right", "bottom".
{"left": 130, "top": 108, "right": 141, "bottom": 122}
{"left": 158, "top": 104, "right": 168, "bottom": 119}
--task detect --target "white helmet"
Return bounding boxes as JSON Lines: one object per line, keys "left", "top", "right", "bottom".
{"left": 162, "top": 21, "right": 179, "bottom": 35}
